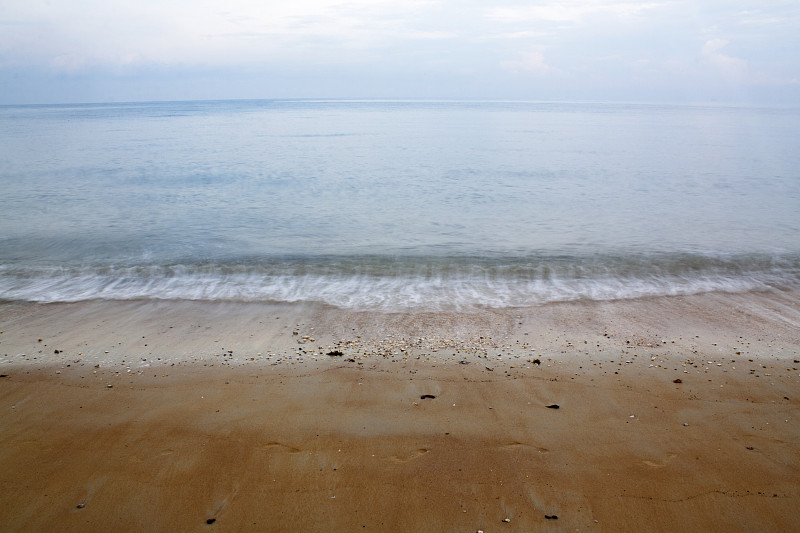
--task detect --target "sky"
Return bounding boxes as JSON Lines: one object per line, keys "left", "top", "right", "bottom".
{"left": 0, "top": 0, "right": 799, "bottom": 105}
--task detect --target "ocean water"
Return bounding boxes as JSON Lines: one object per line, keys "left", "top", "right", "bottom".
{"left": 1, "top": 99, "right": 799, "bottom": 311}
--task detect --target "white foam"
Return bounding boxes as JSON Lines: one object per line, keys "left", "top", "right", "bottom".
{"left": 1, "top": 255, "right": 797, "bottom": 311}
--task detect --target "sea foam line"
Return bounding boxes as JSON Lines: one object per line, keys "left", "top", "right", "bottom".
{"left": 0, "top": 260, "right": 797, "bottom": 311}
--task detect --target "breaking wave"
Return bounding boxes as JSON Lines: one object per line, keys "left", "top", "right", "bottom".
{"left": 1, "top": 253, "right": 798, "bottom": 311}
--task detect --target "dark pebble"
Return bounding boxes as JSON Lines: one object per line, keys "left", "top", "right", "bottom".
{"left": 546, "top": 404, "right": 560, "bottom": 409}
{"left": 76, "top": 503, "right": 85, "bottom": 509}
{"left": 545, "top": 515, "right": 558, "bottom": 520}
{"left": 0, "top": 374, "right": 7, "bottom": 378}
{"left": 420, "top": 394, "right": 436, "bottom": 400}
{"left": 673, "top": 378, "right": 682, "bottom": 383}
{"left": 206, "top": 518, "right": 216, "bottom": 524}
{"left": 327, "top": 350, "right": 344, "bottom": 356}
{"left": 533, "top": 359, "right": 541, "bottom": 365}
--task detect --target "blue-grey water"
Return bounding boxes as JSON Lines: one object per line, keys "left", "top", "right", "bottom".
{"left": 1, "top": 100, "right": 799, "bottom": 310}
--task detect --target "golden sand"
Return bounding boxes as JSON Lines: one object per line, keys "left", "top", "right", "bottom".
{"left": 1, "top": 290, "right": 798, "bottom": 531}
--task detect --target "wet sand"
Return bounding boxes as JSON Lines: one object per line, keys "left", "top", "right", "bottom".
{"left": 1, "top": 290, "right": 799, "bottom": 531}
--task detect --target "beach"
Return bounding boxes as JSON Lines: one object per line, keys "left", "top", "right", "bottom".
{"left": 1, "top": 289, "right": 799, "bottom": 531}
{"left": 2, "top": 100, "right": 800, "bottom": 531}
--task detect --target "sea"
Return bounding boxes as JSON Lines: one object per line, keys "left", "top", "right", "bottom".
{"left": 1, "top": 99, "right": 799, "bottom": 311}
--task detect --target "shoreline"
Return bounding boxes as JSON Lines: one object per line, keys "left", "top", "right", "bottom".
{"left": 1, "top": 290, "right": 799, "bottom": 531}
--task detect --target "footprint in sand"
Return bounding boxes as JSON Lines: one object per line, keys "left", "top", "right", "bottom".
{"left": 130, "top": 448, "right": 172, "bottom": 464}
{"left": 740, "top": 434, "right": 790, "bottom": 447}
{"left": 258, "top": 442, "right": 301, "bottom": 453}
{"left": 387, "top": 448, "right": 430, "bottom": 463}
{"left": 208, "top": 483, "right": 240, "bottom": 522}
{"left": 501, "top": 441, "right": 549, "bottom": 453}
{"left": 643, "top": 453, "right": 677, "bottom": 467}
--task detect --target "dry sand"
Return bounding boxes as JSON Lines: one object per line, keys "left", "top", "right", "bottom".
{"left": 1, "top": 289, "right": 799, "bottom": 531}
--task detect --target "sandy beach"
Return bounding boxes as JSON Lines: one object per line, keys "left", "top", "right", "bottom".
{"left": 1, "top": 289, "right": 799, "bottom": 531}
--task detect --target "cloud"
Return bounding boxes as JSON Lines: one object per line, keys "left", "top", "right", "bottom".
{"left": 486, "top": 1, "right": 664, "bottom": 24}
{"left": 1, "top": 0, "right": 799, "bottom": 104}
{"left": 702, "top": 38, "right": 748, "bottom": 80}
{"left": 0, "top": 0, "right": 450, "bottom": 71}
{"left": 486, "top": 31, "right": 553, "bottom": 40}
{"left": 501, "top": 51, "right": 558, "bottom": 75}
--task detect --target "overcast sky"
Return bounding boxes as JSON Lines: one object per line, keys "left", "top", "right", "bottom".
{"left": 1, "top": 0, "right": 798, "bottom": 104}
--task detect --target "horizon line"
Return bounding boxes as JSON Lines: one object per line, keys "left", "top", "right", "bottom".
{"left": 3, "top": 96, "right": 797, "bottom": 110}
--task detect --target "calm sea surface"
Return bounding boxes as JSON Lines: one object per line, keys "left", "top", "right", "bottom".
{"left": 1, "top": 100, "right": 798, "bottom": 310}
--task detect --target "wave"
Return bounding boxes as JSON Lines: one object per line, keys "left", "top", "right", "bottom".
{"left": 1, "top": 253, "right": 798, "bottom": 311}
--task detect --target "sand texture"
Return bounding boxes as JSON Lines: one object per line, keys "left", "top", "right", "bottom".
{"left": 1, "top": 289, "right": 799, "bottom": 531}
